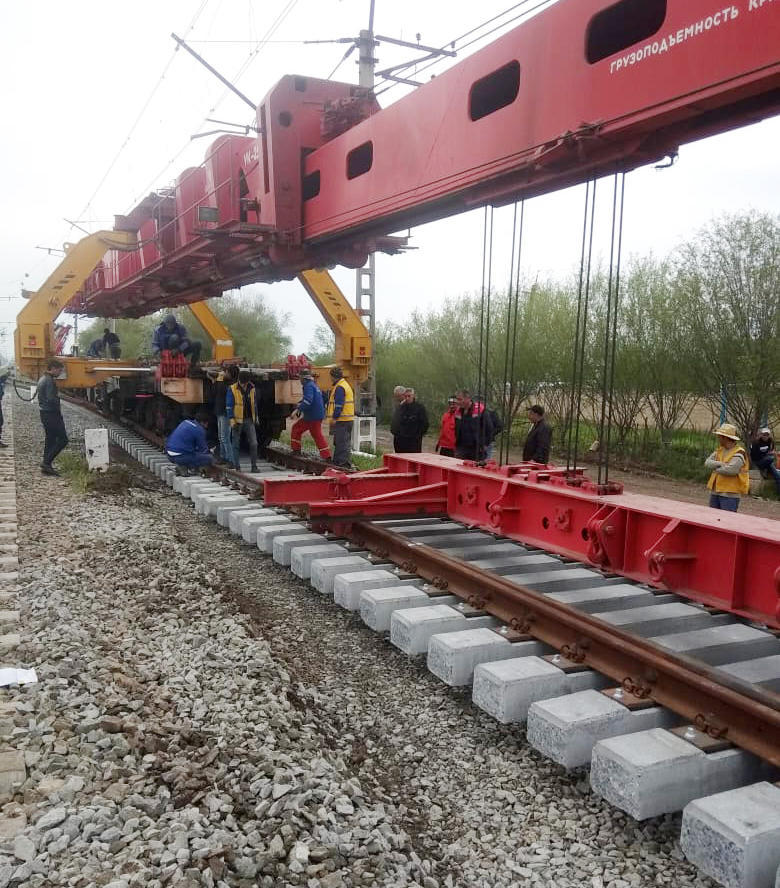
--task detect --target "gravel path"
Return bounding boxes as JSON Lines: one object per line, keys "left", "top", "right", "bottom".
{"left": 1, "top": 397, "right": 717, "bottom": 888}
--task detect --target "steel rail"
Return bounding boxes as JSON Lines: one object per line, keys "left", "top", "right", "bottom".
{"left": 339, "top": 520, "right": 780, "bottom": 767}
{"left": 54, "top": 395, "right": 780, "bottom": 765}
{"left": 60, "top": 393, "right": 331, "bottom": 482}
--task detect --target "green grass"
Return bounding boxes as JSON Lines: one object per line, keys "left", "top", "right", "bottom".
{"left": 351, "top": 451, "right": 384, "bottom": 471}
{"left": 507, "top": 420, "right": 718, "bottom": 483}
{"left": 56, "top": 450, "right": 138, "bottom": 495}
{"left": 56, "top": 451, "right": 92, "bottom": 494}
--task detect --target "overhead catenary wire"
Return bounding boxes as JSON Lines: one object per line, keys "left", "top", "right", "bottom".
{"left": 126, "top": 0, "right": 300, "bottom": 211}
{"left": 19, "top": 0, "right": 212, "bottom": 297}
{"left": 374, "top": 0, "right": 557, "bottom": 98}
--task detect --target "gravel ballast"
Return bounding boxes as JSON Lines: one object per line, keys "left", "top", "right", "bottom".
{"left": 0, "top": 397, "right": 718, "bottom": 888}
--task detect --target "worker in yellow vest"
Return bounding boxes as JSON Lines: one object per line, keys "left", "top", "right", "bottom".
{"left": 226, "top": 369, "right": 259, "bottom": 473}
{"left": 326, "top": 366, "right": 354, "bottom": 468}
{"left": 705, "top": 422, "right": 750, "bottom": 511}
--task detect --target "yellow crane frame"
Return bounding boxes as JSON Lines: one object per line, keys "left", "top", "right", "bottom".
{"left": 14, "top": 232, "right": 373, "bottom": 395}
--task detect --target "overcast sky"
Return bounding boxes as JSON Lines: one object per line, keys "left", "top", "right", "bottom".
{"left": 2, "top": 0, "right": 779, "bottom": 358}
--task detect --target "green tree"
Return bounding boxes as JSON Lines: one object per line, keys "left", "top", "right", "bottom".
{"left": 306, "top": 324, "right": 335, "bottom": 364}
{"left": 78, "top": 314, "right": 160, "bottom": 359}
{"left": 374, "top": 281, "right": 577, "bottom": 433}
{"left": 199, "top": 292, "right": 290, "bottom": 363}
{"left": 78, "top": 291, "right": 291, "bottom": 365}
{"left": 675, "top": 211, "right": 780, "bottom": 440}
{"left": 618, "top": 256, "right": 700, "bottom": 442}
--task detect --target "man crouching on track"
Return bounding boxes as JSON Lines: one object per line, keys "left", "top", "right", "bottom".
{"left": 165, "top": 410, "right": 214, "bottom": 476}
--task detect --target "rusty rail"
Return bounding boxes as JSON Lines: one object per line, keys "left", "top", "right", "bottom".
{"left": 338, "top": 521, "right": 780, "bottom": 767}
{"left": 57, "top": 394, "right": 780, "bottom": 765}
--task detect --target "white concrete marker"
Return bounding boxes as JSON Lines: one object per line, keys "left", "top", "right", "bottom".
{"left": 257, "top": 523, "right": 309, "bottom": 554}
{"left": 84, "top": 428, "right": 109, "bottom": 471}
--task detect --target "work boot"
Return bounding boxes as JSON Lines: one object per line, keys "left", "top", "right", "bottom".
{"left": 41, "top": 464, "right": 60, "bottom": 476}
{"left": 175, "top": 466, "right": 188, "bottom": 477}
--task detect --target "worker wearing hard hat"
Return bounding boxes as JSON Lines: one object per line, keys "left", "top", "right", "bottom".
{"left": 705, "top": 423, "right": 750, "bottom": 511}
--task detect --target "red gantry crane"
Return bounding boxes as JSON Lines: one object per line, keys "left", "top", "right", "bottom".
{"left": 16, "top": 0, "right": 780, "bottom": 626}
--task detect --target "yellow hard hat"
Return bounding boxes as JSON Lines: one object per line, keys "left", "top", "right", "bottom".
{"left": 714, "top": 423, "right": 739, "bottom": 440}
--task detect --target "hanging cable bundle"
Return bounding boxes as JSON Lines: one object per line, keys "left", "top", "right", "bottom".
{"left": 475, "top": 205, "right": 495, "bottom": 462}
{"left": 498, "top": 201, "right": 525, "bottom": 465}
{"left": 566, "top": 180, "right": 598, "bottom": 473}
{"left": 597, "top": 172, "right": 627, "bottom": 486}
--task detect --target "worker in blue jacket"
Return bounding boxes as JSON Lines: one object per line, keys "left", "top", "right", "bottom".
{"left": 290, "top": 369, "right": 331, "bottom": 460}
{"left": 165, "top": 410, "right": 213, "bottom": 475}
{"left": 152, "top": 314, "right": 202, "bottom": 364}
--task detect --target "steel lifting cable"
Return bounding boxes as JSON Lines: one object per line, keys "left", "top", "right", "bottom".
{"left": 566, "top": 180, "right": 598, "bottom": 473}
{"left": 499, "top": 200, "right": 525, "bottom": 465}
{"left": 597, "top": 174, "right": 620, "bottom": 485}
{"left": 601, "top": 172, "right": 627, "bottom": 486}
{"left": 476, "top": 205, "right": 494, "bottom": 461}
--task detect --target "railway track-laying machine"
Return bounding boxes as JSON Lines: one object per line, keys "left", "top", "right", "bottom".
{"left": 15, "top": 0, "right": 780, "bottom": 626}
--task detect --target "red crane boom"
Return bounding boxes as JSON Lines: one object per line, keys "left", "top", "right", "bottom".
{"left": 70, "top": 0, "right": 779, "bottom": 318}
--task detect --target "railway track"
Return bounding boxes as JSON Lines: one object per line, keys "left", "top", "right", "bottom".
{"left": 64, "top": 398, "right": 780, "bottom": 888}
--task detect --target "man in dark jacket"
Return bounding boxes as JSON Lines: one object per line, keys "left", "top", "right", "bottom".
{"left": 152, "top": 314, "right": 202, "bottom": 364}
{"left": 522, "top": 404, "right": 552, "bottom": 463}
{"left": 165, "top": 410, "right": 213, "bottom": 475}
{"left": 0, "top": 368, "right": 8, "bottom": 448}
{"left": 455, "top": 389, "right": 494, "bottom": 461}
{"left": 37, "top": 358, "right": 69, "bottom": 476}
{"left": 102, "top": 327, "right": 121, "bottom": 359}
{"left": 291, "top": 370, "right": 331, "bottom": 460}
{"left": 751, "top": 427, "right": 780, "bottom": 495}
{"left": 226, "top": 369, "right": 259, "bottom": 472}
{"left": 391, "top": 388, "right": 429, "bottom": 452}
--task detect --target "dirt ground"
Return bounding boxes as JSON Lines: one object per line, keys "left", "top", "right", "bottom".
{"left": 375, "top": 427, "right": 780, "bottom": 520}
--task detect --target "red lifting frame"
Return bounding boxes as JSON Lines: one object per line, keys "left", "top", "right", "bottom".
{"left": 264, "top": 454, "right": 780, "bottom": 629}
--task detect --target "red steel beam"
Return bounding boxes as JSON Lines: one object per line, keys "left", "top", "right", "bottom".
{"left": 262, "top": 471, "right": 423, "bottom": 506}
{"left": 304, "top": 0, "right": 780, "bottom": 242}
{"left": 266, "top": 453, "right": 780, "bottom": 628}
